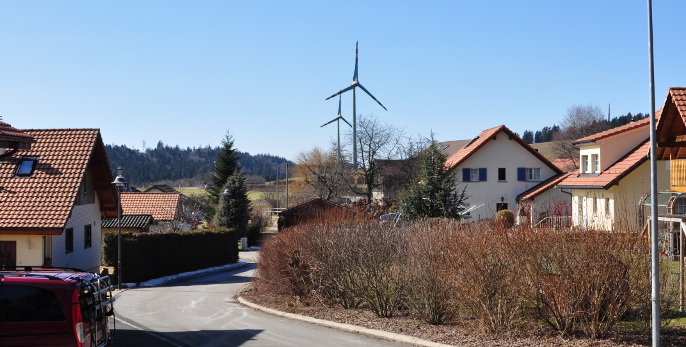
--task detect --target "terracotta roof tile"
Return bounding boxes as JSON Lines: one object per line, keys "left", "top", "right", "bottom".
{"left": 558, "top": 140, "right": 649, "bottom": 189}
{"left": 0, "top": 128, "right": 100, "bottom": 230}
{"left": 120, "top": 192, "right": 182, "bottom": 221}
{"left": 519, "top": 172, "right": 573, "bottom": 201}
{"left": 0, "top": 122, "right": 34, "bottom": 143}
{"left": 670, "top": 87, "right": 686, "bottom": 116}
{"left": 573, "top": 117, "right": 652, "bottom": 145}
{"left": 444, "top": 125, "right": 561, "bottom": 174}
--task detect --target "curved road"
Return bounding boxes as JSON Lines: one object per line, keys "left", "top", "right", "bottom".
{"left": 112, "top": 252, "right": 410, "bottom": 346}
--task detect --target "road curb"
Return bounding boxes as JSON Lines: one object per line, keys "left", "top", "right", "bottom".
{"left": 237, "top": 296, "right": 454, "bottom": 347}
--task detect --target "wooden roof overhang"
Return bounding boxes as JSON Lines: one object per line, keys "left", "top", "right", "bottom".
{"left": 656, "top": 88, "right": 686, "bottom": 160}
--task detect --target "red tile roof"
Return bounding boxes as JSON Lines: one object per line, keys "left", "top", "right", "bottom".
{"left": 557, "top": 140, "right": 650, "bottom": 189}
{"left": 0, "top": 121, "right": 34, "bottom": 143}
{"left": 573, "top": 117, "right": 651, "bottom": 145}
{"left": 0, "top": 128, "right": 107, "bottom": 233}
{"left": 120, "top": 192, "right": 183, "bottom": 221}
{"left": 444, "top": 125, "right": 561, "bottom": 174}
{"left": 518, "top": 172, "right": 574, "bottom": 201}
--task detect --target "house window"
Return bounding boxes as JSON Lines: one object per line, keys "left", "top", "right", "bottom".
{"left": 470, "top": 168, "right": 479, "bottom": 181}
{"left": 604, "top": 197, "right": 610, "bottom": 216}
{"left": 65, "top": 228, "right": 73, "bottom": 253}
{"left": 526, "top": 168, "right": 541, "bottom": 181}
{"left": 592, "top": 154, "right": 599, "bottom": 173}
{"left": 581, "top": 155, "right": 589, "bottom": 173}
{"left": 15, "top": 156, "right": 39, "bottom": 177}
{"left": 592, "top": 198, "right": 598, "bottom": 215}
{"left": 498, "top": 168, "right": 506, "bottom": 181}
{"left": 462, "top": 168, "right": 487, "bottom": 182}
{"left": 84, "top": 225, "right": 92, "bottom": 249}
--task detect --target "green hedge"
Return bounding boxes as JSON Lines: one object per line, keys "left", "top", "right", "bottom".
{"left": 103, "top": 228, "right": 239, "bottom": 284}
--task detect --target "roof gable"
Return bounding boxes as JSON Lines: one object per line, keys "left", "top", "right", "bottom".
{"left": 558, "top": 140, "right": 650, "bottom": 189}
{"left": 444, "top": 125, "right": 562, "bottom": 174}
{"left": 656, "top": 87, "right": 686, "bottom": 160}
{"left": 573, "top": 117, "right": 651, "bottom": 145}
{"left": 0, "top": 128, "right": 116, "bottom": 233}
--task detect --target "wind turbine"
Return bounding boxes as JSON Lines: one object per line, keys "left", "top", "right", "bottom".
{"left": 326, "top": 41, "right": 387, "bottom": 169}
{"left": 321, "top": 94, "right": 352, "bottom": 160}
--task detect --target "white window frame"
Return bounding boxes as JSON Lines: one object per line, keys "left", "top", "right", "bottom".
{"left": 470, "top": 168, "right": 479, "bottom": 182}
{"left": 526, "top": 168, "right": 541, "bottom": 181}
{"left": 581, "top": 155, "right": 589, "bottom": 173}
{"left": 593, "top": 154, "right": 600, "bottom": 173}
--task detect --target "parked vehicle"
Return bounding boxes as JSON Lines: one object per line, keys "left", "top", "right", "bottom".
{"left": 0, "top": 267, "right": 114, "bottom": 347}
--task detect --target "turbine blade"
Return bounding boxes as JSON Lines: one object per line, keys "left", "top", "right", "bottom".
{"left": 325, "top": 84, "right": 355, "bottom": 100}
{"left": 321, "top": 117, "right": 339, "bottom": 127}
{"left": 357, "top": 83, "right": 388, "bottom": 111}
{"left": 340, "top": 116, "right": 352, "bottom": 127}
{"left": 353, "top": 41, "right": 358, "bottom": 82}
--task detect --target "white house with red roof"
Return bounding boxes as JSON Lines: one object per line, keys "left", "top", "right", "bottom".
{"left": 554, "top": 89, "right": 686, "bottom": 232}
{"left": 444, "top": 125, "right": 566, "bottom": 221}
{"left": 0, "top": 122, "right": 118, "bottom": 272}
{"left": 120, "top": 192, "right": 196, "bottom": 232}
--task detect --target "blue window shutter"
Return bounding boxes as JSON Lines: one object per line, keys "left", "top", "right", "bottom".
{"left": 462, "top": 168, "right": 471, "bottom": 182}
{"left": 517, "top": 167, "right": 526, "bottom": 181}
{"left": 479, "top": 168, "right": 487, "bottom": 182}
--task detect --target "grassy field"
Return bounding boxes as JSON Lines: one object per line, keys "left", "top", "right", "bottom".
{"left": 176, "top": 187, "right": 267, "bottom": 201}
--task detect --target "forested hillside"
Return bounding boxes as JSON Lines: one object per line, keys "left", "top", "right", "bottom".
{"left": 105, "top": 141, "right": 292, "bottom": 187}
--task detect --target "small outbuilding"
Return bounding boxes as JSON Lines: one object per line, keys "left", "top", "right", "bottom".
{"left": 278, "top": 198, "right": 354, "bottom": 230}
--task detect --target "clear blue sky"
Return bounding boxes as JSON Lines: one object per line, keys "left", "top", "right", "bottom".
{"left": 1, "top": 1, "right": 684, "bottom": 161}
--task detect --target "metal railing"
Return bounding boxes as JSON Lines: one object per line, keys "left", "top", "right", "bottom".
{"left": 532, "top": 216, "right": 572, "bottom": 229}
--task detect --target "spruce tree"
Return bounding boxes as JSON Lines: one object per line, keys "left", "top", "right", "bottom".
{"left": 213, "top": 170, "right": 251, "bottom": 235}
{"left": 206, "top": 132, "right": 240, "bottom": 221}
{"left": 398, "top": 139, "right": 467, "bottom": 219}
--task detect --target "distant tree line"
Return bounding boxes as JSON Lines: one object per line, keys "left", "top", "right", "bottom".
{"left": 105, "top": 141, "right": 292, "bottom": 187}
{"left": 519, "top": 112, "right": 648, "bottom": 144}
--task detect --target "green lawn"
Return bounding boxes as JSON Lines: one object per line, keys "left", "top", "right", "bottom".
{"left": 176, "top": 187, "right": 266, "bottom": 201}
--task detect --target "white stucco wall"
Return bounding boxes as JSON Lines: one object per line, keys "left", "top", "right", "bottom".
{"left": 455, "top": 132, "right": 559, "bottom": 220}
{"left": 51, "top": 197, "right": 103, "bottom": 272}
{"left": 595, "top": 130, "right": 648, "bottom": 172}
{"left": 570, "top": 160, "right": 670, "bottom": 231}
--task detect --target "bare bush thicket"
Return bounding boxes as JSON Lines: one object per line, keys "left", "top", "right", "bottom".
{"left": 253, "top": 216, "right": 679, "bottom": 339}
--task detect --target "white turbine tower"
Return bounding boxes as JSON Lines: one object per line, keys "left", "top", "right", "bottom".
{"left": 321, "top": 94, "right": 352, "bottom": 160}
{"left": 326, "top": 41, "right": 387, "bottom": 169}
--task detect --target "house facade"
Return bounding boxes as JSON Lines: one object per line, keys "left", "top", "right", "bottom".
{"left": 0, "top": 123, "right": 117, "bottom": 272}
{"left": 444, "top": 125, "right": 565, "bottom": 220}
{"left": 557, "top": 111, "right": 670, "bottom": 231}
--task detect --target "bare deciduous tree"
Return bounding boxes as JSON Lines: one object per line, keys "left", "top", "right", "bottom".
{"left": 553, "top": 104, "right": 609, "bottom": 166}
{"left": 293, "top": 146, "right": 350, "bottom": 202}
{"left": 347, "top": 114, "right": 406, "bottom": 203}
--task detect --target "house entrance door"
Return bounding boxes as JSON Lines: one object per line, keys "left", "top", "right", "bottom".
{"left": 0, "top": 241, "right": 16, "bottom": 268}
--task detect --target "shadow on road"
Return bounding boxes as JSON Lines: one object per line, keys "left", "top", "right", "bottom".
{"left": 113, "top": 323, "right": 264, "bottom": 347}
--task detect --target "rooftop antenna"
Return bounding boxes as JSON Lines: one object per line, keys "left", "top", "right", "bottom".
{"left": 608, "top": 103, "right": 611, "bottom": 122}
{"left": 321, "top": 94, "right": 352, "bottom": 160}
{"left": 326, "top": 41, "right": 387, "bottom": 169}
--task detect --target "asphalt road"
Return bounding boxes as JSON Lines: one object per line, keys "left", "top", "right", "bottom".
{"left": 110, "top": 252, "right": 411, "bottom": 347}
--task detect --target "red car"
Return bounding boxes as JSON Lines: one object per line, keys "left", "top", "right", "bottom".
{"left": 0, "top": 267, "right": 114, "bottom": 347}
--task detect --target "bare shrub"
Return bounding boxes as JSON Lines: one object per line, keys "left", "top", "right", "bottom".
{"left": 305, "top": 215, "right": 365, "bottom": 309}
{"left": 403, "top": 219, "right": 458, "bottom": 324}
{"left": 515, "top": 230, "right": 639, "bottom": 338}
{"left": 449, "top": 225, "right": 527, "bottom": 334}
{"left": 253, "top": 226, "right": 312, "bottom": 298}
{"left": 350, "top": 222, "right": 408, "bottom": 318}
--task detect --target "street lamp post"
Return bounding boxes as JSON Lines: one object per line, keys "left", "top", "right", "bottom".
{"left": 111, "top": 168, "right": 128, "bottom": 289}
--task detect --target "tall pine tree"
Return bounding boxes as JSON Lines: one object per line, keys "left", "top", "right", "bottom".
{"left": 398, "top": 139, "right": 467, "bottom": 219}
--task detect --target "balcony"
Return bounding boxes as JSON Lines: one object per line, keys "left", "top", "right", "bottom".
{"left": 671, "top": 159, "right": 686, "bottom": 192}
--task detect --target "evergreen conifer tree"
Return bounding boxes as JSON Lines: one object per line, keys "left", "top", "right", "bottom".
{"left": 398, "top": 139, "right": 467, "bottom": 219}
{"left": 208, "top": 132, "right": 240, "bottom": 204}
{"left": 213, "top": 170, "right": 251, "bottom": 235}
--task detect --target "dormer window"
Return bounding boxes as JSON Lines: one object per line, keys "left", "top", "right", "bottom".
{"left": 15, "top": 156, "right": 38, "bottom": 177}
